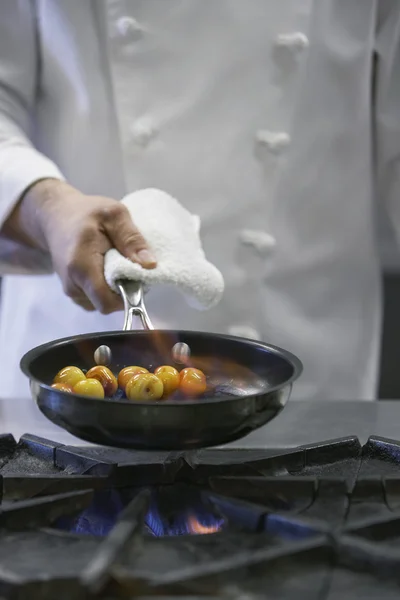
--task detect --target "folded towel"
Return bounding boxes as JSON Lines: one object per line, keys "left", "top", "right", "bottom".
{"left": 104, "top": 188, "right": 224, "bottom": 310}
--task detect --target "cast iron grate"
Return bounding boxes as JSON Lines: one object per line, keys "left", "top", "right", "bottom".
{"left": 0, "top": 433, "right": 399, "bottom": 599}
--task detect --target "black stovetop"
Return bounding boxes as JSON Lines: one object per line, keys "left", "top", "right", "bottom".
{"left": 0, "top": 433, "right": 400, "bottom": 599}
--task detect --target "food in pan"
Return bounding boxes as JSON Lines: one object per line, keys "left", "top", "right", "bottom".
{"left": 52, "top": 363, "right": 208, "bottom": 402}
{"left": 179, "top": 367, "right": 207, "bottom": 396}
{"left": 53, "top": 366, "right": 86, "bottom": 388}
{"left": 118, "top": 366, "right": 149, "bottom": 391}
{"left": 125, "top": 373, "right": 164, "bottom": 401}
{"left": 86, "top": 366, "right": 118, "bottom": 396}
{"left": 154, "top": 365, "right": 180, "bottom": 396}
{"left": 73, "top": 378, "right": 105, "bottom": 399}
{"left": 51, "top": 382, "right": 73, "bottom": 393}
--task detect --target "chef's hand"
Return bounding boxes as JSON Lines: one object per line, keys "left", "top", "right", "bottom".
{"left": 3, "top": 179, "right": 156, "bottom": 313}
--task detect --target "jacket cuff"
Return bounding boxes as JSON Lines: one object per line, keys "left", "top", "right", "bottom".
{"left": 0, "top": 142, "right": 65, "bottom": 226}
{"left": 0, "top": 144, "right": 64, "bottom": 275}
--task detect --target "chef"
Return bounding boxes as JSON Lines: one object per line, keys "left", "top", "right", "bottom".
{"left": 0, "top": 0, "right": 397, "bottom": 404}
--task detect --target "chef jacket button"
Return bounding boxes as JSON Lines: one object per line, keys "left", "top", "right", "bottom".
{"left": 114, "top": 16, "right": 144, "bottom": 42}
{"left": 129, "top": 117, "right": 158, "bottom": 148}
{"left": 275, "top": 32, "right": 309, "bottom": 51}
{"left": 228, "top": 325, "right": 261, "bottom": 341}
{"left": 273, "top": 32, "right": 309, "bottom": 75}
{"left": 239, "top": 229, "right": 276, "bottom": 257}
{"left": 255, "top": 130, "right": 290, "bottom": 156}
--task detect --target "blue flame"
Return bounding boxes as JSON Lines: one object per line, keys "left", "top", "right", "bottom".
{"left": 55, "top": 486, "right": 225, "bottom": 537}
{"left": 55, "top": 485, "right": 318, "bottom": 541}
{"left": 56, "top": 489, "right": 126, "bottom": 536}
{"left": 145, "top": 494, "right": 224, "bottom": 536}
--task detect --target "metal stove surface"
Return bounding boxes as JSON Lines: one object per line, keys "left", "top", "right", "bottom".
{"left": 0, "top": 434, "right": 399, "bottom": 599}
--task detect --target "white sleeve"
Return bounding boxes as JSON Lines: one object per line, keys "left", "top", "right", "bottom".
{"left": 0, "top": 0, "right": 65, "bottom": 275}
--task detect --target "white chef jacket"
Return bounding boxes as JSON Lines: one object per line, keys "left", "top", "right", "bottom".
{"left": 0, "top": 0, "right": 398, "bottom": 405}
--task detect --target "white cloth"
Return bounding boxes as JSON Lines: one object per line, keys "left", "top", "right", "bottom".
{"left": 104, "top": 189, "right": 224, "bottom": 309}
{"left": 0, "top": 0, "right": 398, "bottom": 405}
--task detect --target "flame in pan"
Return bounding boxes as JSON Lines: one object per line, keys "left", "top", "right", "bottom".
{"left": 71, "top": 330, "right": 264, "bottom": 398}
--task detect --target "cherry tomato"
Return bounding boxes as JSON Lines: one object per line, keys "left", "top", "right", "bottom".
{"left": 86, "top": 365, "right": 118, "bottom": 397}
{"left": 125, "top": 373, "right": 164, "bottom": 402}
{"left": 54, "top": 366, "right": 86, "bottom": 388}
{"left": 179, "top": 368, "right": 207, "bottom": 397}
{"left": 154, "top": 366, "right": 180, "bottom": 396}
{"left": 73, "top": 378, "right": 105, "bottom": 399}
{"left": 51, "top": 383, "right": 72, "bottom": 393}
{"left": 118, "top": 366, "right": 149, "bottom": 391}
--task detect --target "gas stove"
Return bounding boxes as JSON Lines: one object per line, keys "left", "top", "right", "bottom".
{"left": 0, "top": 433, "right": 399, "bottom": 599}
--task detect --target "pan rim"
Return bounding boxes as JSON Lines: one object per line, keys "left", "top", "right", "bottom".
{"left": 20, "top": 329, "right": 303, "bottom": 407}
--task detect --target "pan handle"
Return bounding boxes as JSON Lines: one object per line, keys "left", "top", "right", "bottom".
{"left": 117, "top": 280, "right": 154, "bottom": 331}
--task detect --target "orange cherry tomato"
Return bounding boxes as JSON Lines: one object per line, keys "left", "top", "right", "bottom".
{"left": 51, "top": 382, "right": 73, "bottom": 393}
{"left": 179, "top": 368, "right": 207, "bottom": 397}
{"left": 86, "top": 365, "right": 118, "bottom": 397}
{"left": 125, "top": 373, "right": 164, "bottom": 402}
{"left": 154, "top": 366, "right": 180, "bottom": 396}
{"left": 73, "top": 378, "right": 105, "bottom": 399}
{"left": 118, "top": 366, "right": 149, "bottom": 392}
{"left": 54, "top": 366, "right": 86, "bottom": 388}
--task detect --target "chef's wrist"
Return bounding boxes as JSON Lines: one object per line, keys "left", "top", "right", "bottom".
{"left": 23, "top": 178, "right": 68, "bottom": 207}
{"left": 2, "top": 177, "right": 66, "bottom": 251}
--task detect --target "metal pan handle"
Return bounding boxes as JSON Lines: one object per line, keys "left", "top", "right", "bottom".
{"left": 117, "top": 280, "right": 154, "bottom": 331}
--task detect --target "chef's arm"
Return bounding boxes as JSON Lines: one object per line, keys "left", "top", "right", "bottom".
{"left": 0, "top": 1, "right": 64, "bottom": 275}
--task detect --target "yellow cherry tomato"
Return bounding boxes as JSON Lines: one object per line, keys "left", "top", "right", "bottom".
{"left": 54, "top": 366, "right": 86, "bottom": 388}
{"left": 125, "top": 373, "right": 164, "bottom": 402}
{"left": 179, "top": 368, "right": 207, "bottom": 397}
{"left": 51, "top": 382, "right": 73, "bottom": 393}
{"left": 73, "top": 378, "right": 105, "bottom": 399}
{"left": 118, "top": 366, "right": 149, "bottom": 391}
{"left": 86, "top": 365, "right": 118, "bottom": 397}
{"left": 154, "top": 365, "right": 180, "bottom": 397}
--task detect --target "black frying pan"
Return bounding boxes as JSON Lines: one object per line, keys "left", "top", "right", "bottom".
{"left": 20, "top": 282, "right": 302, "bottom": 450}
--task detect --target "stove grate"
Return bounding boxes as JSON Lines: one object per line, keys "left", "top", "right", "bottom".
{"left": 0, "top": 434, "right": 397, "bottom": 599}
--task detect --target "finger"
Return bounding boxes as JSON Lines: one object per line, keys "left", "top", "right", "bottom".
{"left": 85, "top": 282, "right": 123, "bottom": 314}
{"left": 67, "top": 234, "right": 125, "bottom": 314}
{"left": 70, "top": 296, "right": 96, "bottom": 312}
{"left": 63, "top": 280, "right": 96, "bottom": 311}
{"left": 76, "top": 257, "right": 124, "bottom": 314}
{"left": 100, "top": 204, "right": 157, "bottom": 269}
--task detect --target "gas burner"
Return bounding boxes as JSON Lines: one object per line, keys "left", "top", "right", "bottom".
{"left": 0, "top": 433, "right": 399, "bottom": 598}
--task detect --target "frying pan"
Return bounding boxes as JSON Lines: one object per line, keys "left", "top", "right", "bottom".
{"left": 20, "top": 281, "right": 302, "bottom": 450}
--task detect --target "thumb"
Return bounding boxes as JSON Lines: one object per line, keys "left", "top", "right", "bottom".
{"left": 101, "top": 204, "right": 157, "bottom": 269}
